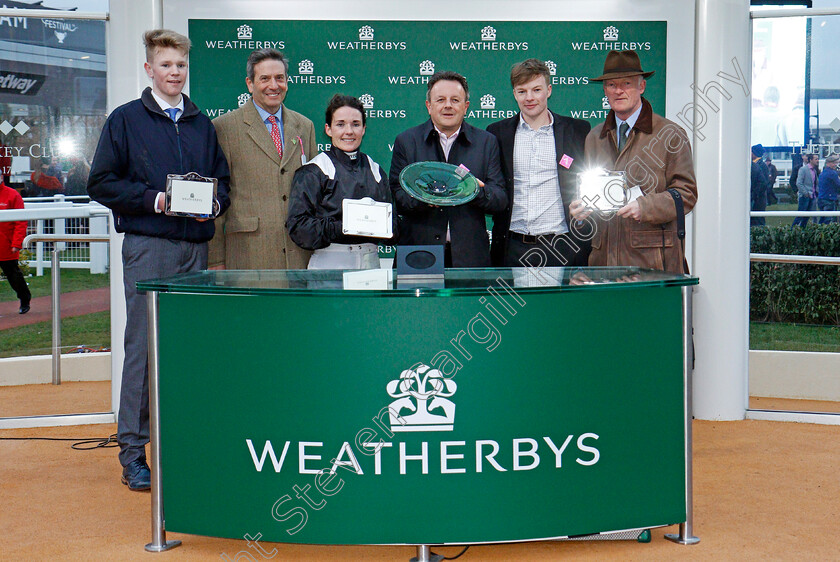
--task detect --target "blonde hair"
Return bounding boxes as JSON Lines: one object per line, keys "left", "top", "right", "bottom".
{"left": 143, "top": 29, "right": 191, "bottom": 62}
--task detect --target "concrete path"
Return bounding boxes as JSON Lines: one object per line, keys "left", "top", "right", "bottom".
{"left": 0, "top": 287, "right": 110, "bottom": 330}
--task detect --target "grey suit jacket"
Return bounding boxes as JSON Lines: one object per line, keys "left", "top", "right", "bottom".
{"left": 210, "top": 101, "right": 318, "bottom": 269}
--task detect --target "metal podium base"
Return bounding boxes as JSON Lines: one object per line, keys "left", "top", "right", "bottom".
{"left": 665, "top": 533, "right": 700, "bottom": 545}
{"left": 144, "top": 540, "right": 182, "bottom": 552}
{"left": 410, "top": 545, "right": 443, "bottom": 562}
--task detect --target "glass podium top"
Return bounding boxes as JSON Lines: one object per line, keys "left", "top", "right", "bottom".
{"left": 137, "top": 267, "right": 698, "bottom": 297}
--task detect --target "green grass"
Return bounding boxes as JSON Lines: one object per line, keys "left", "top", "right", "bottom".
{"left": 750, "top": 321, "right": 840, "bottom": 352}
{"left": 763, "top": 202, "right": 798, "bottom": 228}
{"left": 0, "top": 311, "right": 110, "bottom": 358}
{"left": 0, "top": 269, "right": 110, "bottom": 303}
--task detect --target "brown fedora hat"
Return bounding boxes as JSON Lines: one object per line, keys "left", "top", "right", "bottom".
{"left": 591, "top": 50, "right": 655, "bottom": 82}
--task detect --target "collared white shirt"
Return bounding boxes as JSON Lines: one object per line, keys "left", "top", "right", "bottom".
{"left": 254, "top": 101, "right": 284, "bottom": 151}
{"left": 433, "top": 125, "right": 460, "bottom": 242}
{"left": 510, "top": 113, "right": 568, "bottom": 235}
{"left": 435, "top": 125, "right": 460, "bottom": 161}
{"left": 150, "top": 90, "right": 184, "bottom": 122}
{"left": 615, "top": 103, "right": 643, "bottom": 146}
{"left": 150, "top": 91, "right": 185, "bottom": 212}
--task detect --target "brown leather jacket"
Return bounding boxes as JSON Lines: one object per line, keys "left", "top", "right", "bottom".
{"left": 584, "top": 98, "right": 697, "bottom": 273}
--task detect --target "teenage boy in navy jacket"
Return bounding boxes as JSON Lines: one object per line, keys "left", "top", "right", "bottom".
{"left": 88, "top": 29, "right": 230, "bottom": 491}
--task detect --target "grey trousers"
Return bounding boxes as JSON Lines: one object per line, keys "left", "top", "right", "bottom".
{"left": 118, "top": 234, "right": 207, "bottom": 467}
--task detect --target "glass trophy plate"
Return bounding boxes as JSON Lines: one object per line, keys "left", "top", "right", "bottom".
{"left": 399, "top": 161, "right": 479, "bottom": 206}
{"left": 165, "top": 172, "right": 219, "bottom": 218}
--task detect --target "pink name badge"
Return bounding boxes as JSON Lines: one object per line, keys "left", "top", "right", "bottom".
{"left": 559, "top": 154, "right": 574, "bottom": 169}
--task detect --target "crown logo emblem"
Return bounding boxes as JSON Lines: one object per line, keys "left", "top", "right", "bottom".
{"left": 602, "top": 96, "right": 611, "bottom": 110}
{"left": 359, "top": 94, "right": 374, "bottom": 109}
{"left": 480, "top": 94, "right": 496, "bottom": 110}
{"left": 237, "top": 24, "right": 252, "bottom": 39}
{"left": 481, "top": 25, "right": 496, "bottom": 41}
{"left": 298, "top": 59, "right": 314, "bottom": 74}
{"left": 0, "top": 120, "right": 30, "bottom": 136}
{"left": 359, "top": 25, "right": 374, "bottom": 41}
{"left": 603, "top": 26, "right": 619, "bottom": 41}
{"left": 545, "top": 60, "right": 557, "bottom": 76}
{"left": 237, "top": 93, "right": 251, "bottom": 107}
{"left": 387, "top": 363, "right": 456, "bottom": 432}
{"left": 419, "top": 60, "right": 435, "bottom": 76}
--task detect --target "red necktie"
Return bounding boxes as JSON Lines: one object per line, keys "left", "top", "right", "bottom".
{"left": 267, "top": 115, "right": 283, "bottom": 158}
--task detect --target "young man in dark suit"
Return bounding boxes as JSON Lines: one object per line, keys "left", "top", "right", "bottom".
{"left": 487, "top": 59, "right": 591, "bottom": 267}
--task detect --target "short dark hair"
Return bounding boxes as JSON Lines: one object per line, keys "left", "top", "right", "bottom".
{"left": 246, "top": 49, "right": 288, "bottom": 81}
{"left": 325, "top": 94, "right": 366, "bottom": 127}
{"left": 426, "top": 71, "right": 469, "bottom": 102}
{"left": 143, "top": 29, "right": 191, "bottom": 62}
{"left": 510, "top": 58, "right": 551, "bottom": 88}
{"left": 808, "top": 153, "right": 819, "bottom": 164}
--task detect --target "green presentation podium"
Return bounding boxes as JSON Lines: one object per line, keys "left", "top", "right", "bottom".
{"left": 137, "top": 267, "right": 699, "bottom": 553}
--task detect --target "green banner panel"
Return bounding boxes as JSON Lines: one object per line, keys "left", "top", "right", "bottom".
{"left": 157, "top": 283, "right": 685, "bottom": 544}
{"left": 188, "top": 20, "right": 667, "bottom": 173}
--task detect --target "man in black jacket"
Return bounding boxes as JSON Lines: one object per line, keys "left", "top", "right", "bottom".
{"left": 389, "top": 71, "right": 507, "bottom": 267}
{"left": 87, "top": 29, "right": 230, "bottom": 491}
{"left": 487, "top": 59, "right": 591, "bottom": 268}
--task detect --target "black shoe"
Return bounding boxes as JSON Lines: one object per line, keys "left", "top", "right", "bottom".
{"left": 121, "top": 459, "right": 151, "bottom": 491}
{"left": 19, "top": 303, "right": 30, "bottom": 314}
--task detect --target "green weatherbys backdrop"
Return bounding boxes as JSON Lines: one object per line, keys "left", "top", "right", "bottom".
{"left": 188, "top": 20, "right": 667, "bottom": 172}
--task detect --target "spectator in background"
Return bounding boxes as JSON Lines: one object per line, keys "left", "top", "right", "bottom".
{"left": 64, "top": 157, "right": 91, "bottom": 196}
{"left": 817, "top": 154, "right": 839, "bottom": 224}
{"left": 789, "top": 152, "right": 805, "bottom": 199}
{"left": 764, "top": 156, "right": 778, "bottom": 205}
{"left": 0, "top": 180, "right": 31, "bottom": 314}
{"left": 750, "top": 144, "right": 770, "bottom": 226}
{"left": 793, "top": 153, "right": 819, "bottom": 227}
{"left": 30, "top": 158, "right": 63, "bottom": 194}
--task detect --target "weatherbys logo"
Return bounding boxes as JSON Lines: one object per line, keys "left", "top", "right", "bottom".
{"left": 327, "top": 23, "right": 407, "bottom": 50}
{"left": 543, "top": 60, "right": 589, "bottom": 86}
{"left": 238, "top": 93, "right": 251, "bottom": 107}
{"left": 450, "top": 25, "right": 528, "bottom": 51}
{"left": 288, "top": 59, "right": 346, "bottom": 85}
{"left": 569, "top": 97, "right": 611, "bottom": 120}
{"left": 387, "top": 364, "right": 456, "bottom": 432}
{"left": 203, "top": 23, "right": 284, "bottom": 50}
{"left": 41, "top": 19, "right": 77, "bottom": 44}
{"left": 387, "top": 60, "right": 435, "bottom": 86}
{"left": 359, "top": 93, "right": 406, "bottom": 119}
{"left": 468, "top": 95, "right": 516, "bottom": 119}
{"left": 571, "top": 25, "right": 651, "bottom": 51}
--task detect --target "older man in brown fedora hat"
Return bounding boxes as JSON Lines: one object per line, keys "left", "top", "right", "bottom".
{"left": 570, "top": 50, "right": 697, "bottom": 273}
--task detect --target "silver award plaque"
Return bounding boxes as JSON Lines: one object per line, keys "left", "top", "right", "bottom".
{"left": 342, "top": 197, "right": 393, "bottom": 238}
{"left": 577, "top": 170, "right": 628, "bottom": 212}
{"left": 165, "top": 172, "right": 219, "bottom": 218}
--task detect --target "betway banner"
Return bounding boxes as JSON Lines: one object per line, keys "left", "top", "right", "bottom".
{"left": 0, "top": 70, "right": 45, "bottom": 96}
{"left": 188, "top": 20, "right": 667, "bottom": 172}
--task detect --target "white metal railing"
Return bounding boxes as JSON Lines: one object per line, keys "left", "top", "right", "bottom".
{"left": 21, "top": 234, "right": 110, "bottom": 386}
{"left": 750, "top": 210, "right": 840, "bottom": 263}
{"left": 0, "top": 197, "right": 110, "bottom": 275}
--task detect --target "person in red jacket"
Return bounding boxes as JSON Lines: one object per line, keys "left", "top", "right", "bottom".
{"left": 0, "top": 181, "right": 31, "bottom": 314}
